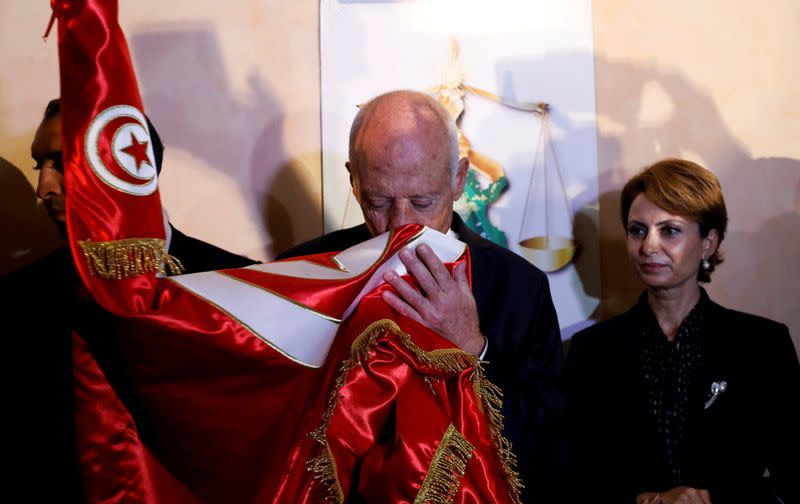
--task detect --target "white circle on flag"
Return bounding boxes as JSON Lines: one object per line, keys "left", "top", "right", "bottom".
{"left": 85, "top": 105, "right": 158, "bottom": 196}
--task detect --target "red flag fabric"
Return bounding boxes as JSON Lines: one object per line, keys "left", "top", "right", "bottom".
{"left": 55, "top": 0, "right": 522, "bottom": 502}
{"left": 71, "top": 229, "right": 522, "bottom": 503}
{"left": 56, "top": 0, "right": 172, "bottom": 315}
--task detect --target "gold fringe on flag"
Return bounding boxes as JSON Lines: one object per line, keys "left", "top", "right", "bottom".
{"left": 399, "top": 331, "right": 478, "bottom": 373}
{"left": 306, "top": 348, "right": 354, "bottom": 503}
{"left": 392, "top": 321, "right": 522, "bottom": 502}
{"left": 472, "top": 362, "right": 523, "bottom": 503}
{"left": 306, "top": 439, "right": 343, "bottom": 504}
{"left": 414, "top": 423, "right": 475, "bottom": 504}
{"left": 78, "top": 238, "right": 184, "bottom": 279}
{"left": 306, "top": 318, "right": 522, "bottom": 504}
{"left": 351, "top": 319, "right": 478, "bottom": 372}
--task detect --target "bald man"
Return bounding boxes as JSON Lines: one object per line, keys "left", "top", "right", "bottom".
{"left": 279, "top": 90, "right": 566, "bottom": 501}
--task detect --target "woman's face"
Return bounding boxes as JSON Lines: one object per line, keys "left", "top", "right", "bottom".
{"left": 626, "top": 194, "right": 716, "bottom": 291}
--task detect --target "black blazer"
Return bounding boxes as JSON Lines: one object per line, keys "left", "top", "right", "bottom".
{"left": 167, "top": 225, "right": 258, "bottom": 273}
{"left": 563, "top": 290, "right": 799, "bottom": 503}
{"left": 278, "top": 214, "right": 566, "bottom": 501}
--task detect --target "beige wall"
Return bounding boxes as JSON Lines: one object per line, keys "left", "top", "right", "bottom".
{"left": 1, "top": 1, "right": 797, "bottom": 350}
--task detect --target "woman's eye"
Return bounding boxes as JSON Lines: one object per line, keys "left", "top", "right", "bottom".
{"left": 628, "top": 226, "right": 645, "bottom": 236}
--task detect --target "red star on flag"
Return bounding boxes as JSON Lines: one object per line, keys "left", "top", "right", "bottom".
{"left": 120, "top": 132, "right": 151, "bottom": 171}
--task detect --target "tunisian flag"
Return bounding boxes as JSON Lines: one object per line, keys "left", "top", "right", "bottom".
{"left": 54, "top": 0, "right": 522, "bottom": 502}
{"left": 56, "top": 0, "right": 170, "bottom": 315}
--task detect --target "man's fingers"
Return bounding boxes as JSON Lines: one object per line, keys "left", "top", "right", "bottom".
{"left": 383, "top": 269, "right": 430, "bottom": 312}
{"left": 686, "top": 488, "right": 710, "bottom": 504}
{"left": 453, "top": 262, "right": 470, "bottom": 291}
{"left": 381, "top": 290, "right": 425, "bottom": 326}
{"left": 637, "top": 492, "right": 661, "bottom": 504}
{"left": 414, "top": 244, "right": 455, "bottom": 291}
{"left": 398, "top": 248, "right": 440, "bottom": 296}
{"left": 665, "top": 487, "right": 711, "bottom": 504}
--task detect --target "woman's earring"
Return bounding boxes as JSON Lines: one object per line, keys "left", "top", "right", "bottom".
{"left": 702, "top": 256, "right": 711, "bottom": 270}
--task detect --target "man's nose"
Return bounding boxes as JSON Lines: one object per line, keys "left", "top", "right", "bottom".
{"left": 388, "top": 201, "right": 414, "bottom": 230}
{"left": 36, "top": 165, "right": 65, "bottom": 201}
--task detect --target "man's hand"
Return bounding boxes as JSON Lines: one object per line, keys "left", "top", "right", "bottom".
{"left": 636, "top": 487, "right": 712, "bottom": 504}
{"left": 381, "top": 243, "right": 485, "bottom": 355}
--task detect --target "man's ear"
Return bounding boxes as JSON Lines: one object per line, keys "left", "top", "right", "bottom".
{"left": 346, "top": 161, "right": 360, "bottom": 203}
{"left": 452, "top": 157, "right": 469, "bottom": 200}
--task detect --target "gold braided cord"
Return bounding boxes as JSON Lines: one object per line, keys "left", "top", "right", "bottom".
{"left": 306, "top": 318, "right": 521, "bottom": 503}
{"left": 78, "top": 238, "right": 184, "bottom": 279}
{"left": 414, "top": 423, "right": 475, "bottom": 504}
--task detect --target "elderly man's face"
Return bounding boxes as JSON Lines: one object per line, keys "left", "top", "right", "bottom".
{"left": 349, "top": 98, "right": 467, "bottom": 236}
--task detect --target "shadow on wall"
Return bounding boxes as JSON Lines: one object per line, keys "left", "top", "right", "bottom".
{"left": 130, "top": 24, "right": 321, "bottom": 260}
{"left": 263, "top": 154, "right": 323, "bottom": 256}
{"left": 592, "top": 54, "right": 800, "bottom": 347}
{"left": 0, "top": 156, "right": 64, "bottom": 274}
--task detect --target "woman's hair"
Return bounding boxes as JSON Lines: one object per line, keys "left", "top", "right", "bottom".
{"left": 620, "top": 158, "right": 728, "bottom": 282}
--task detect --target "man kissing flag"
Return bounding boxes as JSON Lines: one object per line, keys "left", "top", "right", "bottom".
{"left": 53, "top": 0, "right": 521, "bottom": 502}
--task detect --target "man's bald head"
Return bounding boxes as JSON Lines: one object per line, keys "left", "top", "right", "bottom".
{"left": 349, "top": 90, "right": 460, "bottom": 178}
{"left": 346, "top": 90, "right": 468, "bottom": 235}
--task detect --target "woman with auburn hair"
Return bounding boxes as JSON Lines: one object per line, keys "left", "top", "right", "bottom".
{"left": 564, "top": 159, "right": 799, "bottom": 504}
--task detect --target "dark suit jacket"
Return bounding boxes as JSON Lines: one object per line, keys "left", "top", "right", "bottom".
{"left": 278, "top": 214, "right": 566, "bottom": 501}
{"left": 563, "top": 290, "right": 799, "bottom": 503}
{"left": 2, "top": 227, "right": 256, "bottom": 502}
{"left": 167, "top": 225, "right": 258, "bottom": 274}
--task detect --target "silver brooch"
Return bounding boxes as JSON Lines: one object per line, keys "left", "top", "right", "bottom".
{"left": 704, "top": 380, "right": 727, "bottom": 410}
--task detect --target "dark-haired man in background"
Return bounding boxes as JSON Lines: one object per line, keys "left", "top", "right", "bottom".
{"left": 2, "top": 98, "right": 257, "bottom": 501}
{"left": 29, "top": 99, "right": 257, "bottom": 270}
